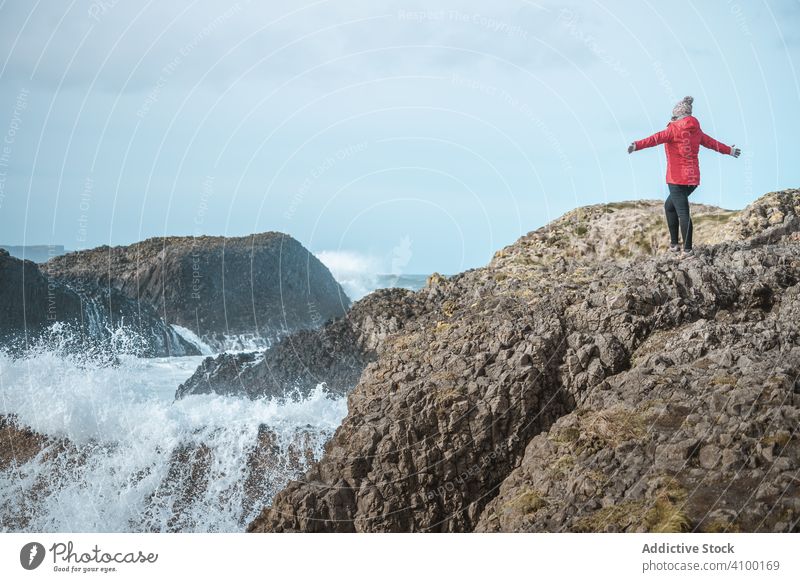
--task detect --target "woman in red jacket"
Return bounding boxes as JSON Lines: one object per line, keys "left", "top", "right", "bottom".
{"left": 628, "top": 96, "right": 741, "bottom": 257}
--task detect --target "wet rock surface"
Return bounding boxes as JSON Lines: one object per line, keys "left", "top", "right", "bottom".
{"left": 248, "top": 189, "right": 800, "bottom": 532}
{"left": 0, "top": 415, "right": 77, "bottom": 531}
{"left": 0, "top": 249, "right": 197, "bottom": 357}
{"left": 42, "top": 233, "right": 349, "bottom": 350}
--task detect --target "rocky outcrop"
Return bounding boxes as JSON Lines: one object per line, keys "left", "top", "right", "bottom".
{"left": 0, "top": 415, "right": 77, "bottom": 531}
{"left": 0, "top": 415, "right": 52, "bottom": 473}
{"left": 475, "top": 303, "right": 800, "bottom": 532}
{"left": 176, "top": 288, "right": 427, "bottom": 400}
{"left": 0, "top": 248, "right": 81, "bottom": 338}
{"left": 42, "top": 233, "right": 349, "bottom": 351}
{"left": 248, "top": 189, "right": 800, "bottom": 533}
{"left": 0, "top": 249, "right": 197, "bottom": 357}
{"left": 490, "top": 199, "right": 736, "bottom": 266}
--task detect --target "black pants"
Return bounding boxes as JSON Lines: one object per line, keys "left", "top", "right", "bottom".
{"left": 665, "top": 183, "right": 697, "bottom": 250}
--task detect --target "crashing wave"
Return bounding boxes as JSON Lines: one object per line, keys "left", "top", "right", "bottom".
{"left": 0, "top": 338, "right": 347, "bottom": 532}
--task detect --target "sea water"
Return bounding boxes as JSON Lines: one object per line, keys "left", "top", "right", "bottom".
{"left": 0, "top": 334, "right": 347, "bottom": 532}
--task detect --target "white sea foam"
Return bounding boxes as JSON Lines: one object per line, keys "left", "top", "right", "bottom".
{"left": 214, "top": 333, "right": 273, "bottom": 353}
{"left": 0, "top": 338, "right": 347, "bottom": 532}
{"left": 171, "top": 324, "right": 215, "bottom": 355}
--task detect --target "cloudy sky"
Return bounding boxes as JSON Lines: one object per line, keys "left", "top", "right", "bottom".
{"left": 0, "top": 0, "right": 798, "bottom": 275}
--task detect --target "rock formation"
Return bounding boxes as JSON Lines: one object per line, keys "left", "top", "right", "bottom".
{"left": 176, "top": 288, "right": 427, "bottom": 400}
{"left": 248, "top": 189, "right": 800, "bottom": 533}
{"left": 0, "top": 249, "right": 196, "bottom": 357}
{"left": 0, "top": 414, "right": 76, "bottom": 531}
{"left": 42, "top": 233, "right": 349, "bottom": 351}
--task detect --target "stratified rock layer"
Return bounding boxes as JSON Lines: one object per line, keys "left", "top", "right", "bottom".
{"left": 249, "top": 189, "right": 800, "bottom": 533}
{"left": 0, "top": 249, "right": 197, "bottom": 357}
{"left": 43, "top": 233, "right": 349, "bottom": 349}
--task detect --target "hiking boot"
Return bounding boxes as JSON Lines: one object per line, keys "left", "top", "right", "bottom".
{"left": 681, "top": 249, "right": 695, "bottom": 259}
{"left": 669, "top": 244, "right": 681, "bottom": 253}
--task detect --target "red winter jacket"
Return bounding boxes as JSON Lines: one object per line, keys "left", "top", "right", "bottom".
{"left": 634, "top": 115, "right": 731, "bottom": 185}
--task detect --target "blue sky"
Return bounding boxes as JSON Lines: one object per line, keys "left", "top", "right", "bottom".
{"left": 0, "top": 0, "right": 798, "bottom": 275}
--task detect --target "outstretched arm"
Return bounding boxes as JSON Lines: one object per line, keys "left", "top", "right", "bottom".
{"left": 700, "top": 132, "right": 739, "bottom": 157}
{"left": 628, "top": 127, "right": 672, "bottom": 153}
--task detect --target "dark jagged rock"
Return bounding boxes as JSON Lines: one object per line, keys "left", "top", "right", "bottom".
{"left": 176, "top": 288, "right": 427, "bottom": 400}
{"left": 42, "top": 233, "right": 349, "bottom": 351}
{"left": 248, "top": 189, "right": 800, "bottom": 533}
{"left": 0, "top": 249, "right": 197, "bottom": 357}
{"left": 475, "top": 305, "right": 800, "bottom": 533}
{"left": 176, "top": 351, "right": 265, "bottom": 399}
{"left": 0, "top": 248, "right": 82, "bottom": 336}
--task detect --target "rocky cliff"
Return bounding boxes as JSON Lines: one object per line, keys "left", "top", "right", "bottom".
{"left": 0, "top": 249, "right": 196, "bottom": 357}
{"left": 42, "top": 233, "right": 349, "bottom": 350}
{"left": 248, "top": 189, "right": 800, "bottom": 533}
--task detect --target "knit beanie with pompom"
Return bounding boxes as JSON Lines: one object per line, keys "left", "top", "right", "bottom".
{"left": 672, "top": 96, "right": 693, "bottom": 120}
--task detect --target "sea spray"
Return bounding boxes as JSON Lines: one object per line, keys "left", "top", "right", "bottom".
{"left": 170, "top": 324, "right": 215, "bottom": 355}
{"left": 0, "top": 329, "right": 347, "bottom": 532}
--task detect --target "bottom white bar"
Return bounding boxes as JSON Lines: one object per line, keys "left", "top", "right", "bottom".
{"left": 1, "top": 533, "right": 796, "bottom": 581}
